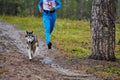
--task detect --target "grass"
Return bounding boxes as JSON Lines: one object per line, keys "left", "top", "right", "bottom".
{"left": 95, "top": 67, "right": 120, "bottom": 79}
{"left": 85, "top": 63, "right": 120, "bottom": 79}
{"left": 0, "top": 15, "right": 120, "bottom": 58}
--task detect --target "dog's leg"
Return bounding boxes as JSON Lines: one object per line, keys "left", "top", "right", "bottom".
{"left": 31, "top": 50, "right": 34, "bottom": 58}
{"left": 34, "top": 46, "right": 39, "bottom": 57}
{"left": 28, "top": 48, "right": 32, "bottom": 60}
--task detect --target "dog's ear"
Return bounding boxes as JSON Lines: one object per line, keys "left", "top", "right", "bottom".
{"left": 31, "top": 31, "right": 33, "bottom": 34}
{"left": 30, "top": 31, "right": 33, "bottom": 34}
{"left": 26, "top": 31, "right": 28, "bottom": 34}
{"left": 25, "top": 35, "right": 27, "bottom": 37}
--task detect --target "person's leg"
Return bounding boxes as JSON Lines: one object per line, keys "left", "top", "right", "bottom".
{"left": 43, "top": 14, "right": 51, "bottom": 44}
{"left": 50, "top": 13, "right": 56, "bottom": 34}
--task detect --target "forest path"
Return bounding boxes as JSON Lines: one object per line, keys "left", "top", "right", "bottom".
{"left": 0, "top": 21, "right": 101, "bottom": 80}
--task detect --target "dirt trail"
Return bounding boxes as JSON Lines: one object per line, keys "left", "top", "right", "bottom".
{"left": 0, "top": 21, "right": 102, "bottom": 80}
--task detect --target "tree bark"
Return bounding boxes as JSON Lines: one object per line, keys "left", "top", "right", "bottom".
{"left": 89, "top": 0, "right": 117, "bottom": 61}
{"left": 78, "top": 0, "right": 84, "bottom": 20}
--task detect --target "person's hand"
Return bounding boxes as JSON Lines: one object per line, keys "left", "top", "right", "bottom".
{"left": 50, "top": 7, "right": 55, "bottom": 11}
{"left": 39, "top": 11, "right": 42, "bottom": 14}
{"left": 39, "top": 9, "right": 43, "bottom": 14}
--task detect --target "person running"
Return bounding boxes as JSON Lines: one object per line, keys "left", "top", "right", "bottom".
{"left": 38, "top": 0, "right": 62, "bottom": 49}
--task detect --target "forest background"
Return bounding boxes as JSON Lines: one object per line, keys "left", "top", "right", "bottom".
{"left": 0, "top": 0, "right": 120, "bottom": 20}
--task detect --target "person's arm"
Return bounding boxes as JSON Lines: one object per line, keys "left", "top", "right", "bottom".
{"left": 54, "top": 0, "right": 62, "bottom": 10}
{"left": 38, "top": 0, "right": 43, "bottom": 12}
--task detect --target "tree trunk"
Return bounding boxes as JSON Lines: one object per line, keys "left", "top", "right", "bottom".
{"left": 78, "top": 0, "right": 84, "bottom": 20}
{"left": 89, "top": 0, "right": 117, "bottom": 61}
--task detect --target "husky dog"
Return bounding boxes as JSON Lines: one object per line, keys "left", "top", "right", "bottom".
{"left": 25, "top": 31, "right": 39, "bottom": 60}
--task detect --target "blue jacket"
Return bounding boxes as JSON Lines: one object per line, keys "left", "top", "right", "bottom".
{"left": 38, "top": 0, "right": 62, "bottom": 12}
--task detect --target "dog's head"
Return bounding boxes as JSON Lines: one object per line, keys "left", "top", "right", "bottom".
{"left": 25, "top": 31, "right": 35, "bottom": 44}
